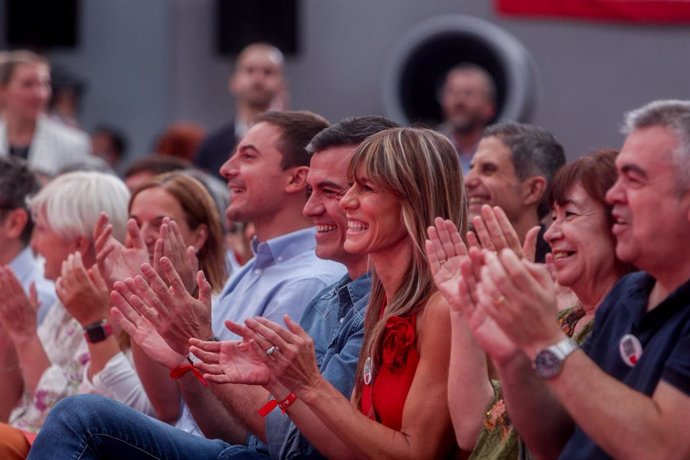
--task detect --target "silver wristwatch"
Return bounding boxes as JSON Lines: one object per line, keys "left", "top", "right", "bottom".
{"left": 533, "top": 337, "right": 579, "bottom": 379}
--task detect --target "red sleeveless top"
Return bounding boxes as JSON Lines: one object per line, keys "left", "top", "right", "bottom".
{"left": 359, "top": 314, "right": 420, "bottom": 430}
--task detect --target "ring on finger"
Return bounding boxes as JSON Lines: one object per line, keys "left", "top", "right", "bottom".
{"left": 265, "top": 345, "right": 279, "bottom": 357}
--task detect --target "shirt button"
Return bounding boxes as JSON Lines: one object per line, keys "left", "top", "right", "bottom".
{"left": 253, "top": 269, "right": 261, "bottom": 274}
{"left": 277, "top": 256, "right": 283, "bottom": 262}
{"left": 340, "top": 317, "right": 345, "bottom": 323}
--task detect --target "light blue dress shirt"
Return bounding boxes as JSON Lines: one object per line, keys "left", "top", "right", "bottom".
{"left": 176, "top": 227, "right": 345, "bottom": 435}
{"left": 212, "top": 227, "right": 346, "bottom": 339}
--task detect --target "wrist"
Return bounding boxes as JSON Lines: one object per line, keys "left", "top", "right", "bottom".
{"left": 83, "top": 319, "right": 114, "bottom": 344}
{"left": 298, "top": 375, "right": 327, "bottom": 404}
{"left": 524, "top": 330, "right": 568, "bottom": 361}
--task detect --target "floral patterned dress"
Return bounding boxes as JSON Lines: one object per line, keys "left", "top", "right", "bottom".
{"left": 468, "top": 305, "right": 592, "bottom": 460}
{"left": 9, "top": 301, "right": 89, "bottom": 433}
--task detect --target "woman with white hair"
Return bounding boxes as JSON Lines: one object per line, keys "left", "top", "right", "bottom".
{"left": 0, "top": 171, "right": 146, "bottom": 458}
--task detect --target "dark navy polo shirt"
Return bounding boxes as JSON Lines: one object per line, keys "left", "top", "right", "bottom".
{"left": 559, "top": 271, "right": 690, "bottom": 460}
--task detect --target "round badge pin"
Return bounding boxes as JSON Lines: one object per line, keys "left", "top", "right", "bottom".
{"left": 619, "top": 334, "right": 643, "bottom": 367}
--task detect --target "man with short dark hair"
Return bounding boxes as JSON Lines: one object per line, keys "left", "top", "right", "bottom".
{"left": 465, "top": 121, "right": 565, "bottom": 262}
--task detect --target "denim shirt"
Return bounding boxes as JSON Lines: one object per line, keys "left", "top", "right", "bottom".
{"left": 246, "top": 272, "right": 371, "bottom": 459}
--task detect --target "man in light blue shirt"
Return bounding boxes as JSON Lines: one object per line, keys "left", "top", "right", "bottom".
{"left": 0, "top": 157, "right": 55, "bottom": 325}
{"left": 28, "top": 115, "right": 399, "bottom": 460}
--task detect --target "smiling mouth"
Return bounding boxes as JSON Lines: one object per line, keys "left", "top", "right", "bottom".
{"left": 552, "top": 251, "right": 575, "bottom": 261}
{"left": 316, "top": 224, "right": 337, "bottom": 233}
{"left": 347, "top": 221, "right": 368, "bottom": 232}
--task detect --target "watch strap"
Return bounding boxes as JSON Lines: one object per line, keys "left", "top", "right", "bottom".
{"left": 83, "top": 319, "right": 113, "bottom": 344}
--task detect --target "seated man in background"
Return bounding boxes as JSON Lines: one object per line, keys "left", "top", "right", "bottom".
{"left": 0, "top": 157, "right": 55, "bottom": 327}
{"left": 465, "top": 121, "right": 565, "bottom": 262}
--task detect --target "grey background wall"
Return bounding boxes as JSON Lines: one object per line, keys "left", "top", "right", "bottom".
{"left": 2, "top": 0, "right": 689, "bottom": 166}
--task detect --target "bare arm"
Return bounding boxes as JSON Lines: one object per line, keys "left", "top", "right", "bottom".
{"left": 244, "top": 294, "right": 456, "bottom": 460}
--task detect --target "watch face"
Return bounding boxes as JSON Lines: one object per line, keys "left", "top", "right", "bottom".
{"left": 535, "top": 349, "right": 562, "bottom": 379}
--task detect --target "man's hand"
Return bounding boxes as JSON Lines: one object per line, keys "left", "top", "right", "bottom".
{"left": 477, "top": 250, "right": 562, "bottom": 357}
{"left": 110, "top": 281, "right": 185, "bottom": 369}
{"left": 125, "top": 258, "right": 213, "bottom": 356}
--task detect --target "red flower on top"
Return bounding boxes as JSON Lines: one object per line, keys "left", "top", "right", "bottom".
{"left": 381, "top": 316, "right": 416, "bottom": 373}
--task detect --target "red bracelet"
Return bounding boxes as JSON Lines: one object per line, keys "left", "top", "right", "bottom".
{"left": 169, "top": 364, "right": 209, "bottom": 387}
{"left": 258, "top": 392, "right": 297, "bottom": 417}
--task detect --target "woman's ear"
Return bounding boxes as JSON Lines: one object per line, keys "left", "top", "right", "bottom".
{"left": 191, "top": 224, "right": 209, "bottom": 253}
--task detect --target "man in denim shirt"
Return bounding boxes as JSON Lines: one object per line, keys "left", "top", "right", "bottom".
{"left": 27, "top": 116, "right": 399, "bottom": 460}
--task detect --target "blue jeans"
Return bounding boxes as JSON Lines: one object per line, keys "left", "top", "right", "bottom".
{"left": 26, "top": 394, "right": 269, "bottom": 460}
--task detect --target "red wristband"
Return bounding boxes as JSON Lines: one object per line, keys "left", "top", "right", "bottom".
{"left": 258, "top": 392, "right": 297, "bottom": 417}
{"left": 169, "top": 364, "right": 208, "bottom": 387}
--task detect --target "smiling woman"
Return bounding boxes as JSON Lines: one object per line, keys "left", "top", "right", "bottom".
{"left": 196, "top": 127, "right": 472, "bottom": 459}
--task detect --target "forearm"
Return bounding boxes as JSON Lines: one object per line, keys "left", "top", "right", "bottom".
{"left": 85, "top": 337, "right": 122, "bottom": 381}
{"left": 263, "top": 378, "right": 354, "bottom": 459}
{"left": 14, "top": 334, "right": 51, "bottom": 394}
{"left": 206, "top": 381, "right": 271, "bottom": 443}
{"left": 495, "top": 352, "right": 573, "bottom": 460}
{"left": 548, "top": 352, "right": 687, "bottom": 460}
{"left": 132, "top": 344, "right": 181, "bottom": 423}
{"left": 448, "top": 312, "right": 493, "bottom": 450}
{"left": 178, "top": 374, "right": 249, "bottom": 443}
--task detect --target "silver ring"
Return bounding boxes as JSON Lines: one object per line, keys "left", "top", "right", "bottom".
{"left": 265, "top": 345, "right": 278, "bottom": 356}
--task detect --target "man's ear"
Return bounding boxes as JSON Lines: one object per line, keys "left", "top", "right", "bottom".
{"left": 2, "top": 208, "right": 29, "bottom": 240}
{"left": 284, "top": 166, "right": 309, "bottom": 194}
{"left": 522, "top": 176, "right": 547, "bottom": 207}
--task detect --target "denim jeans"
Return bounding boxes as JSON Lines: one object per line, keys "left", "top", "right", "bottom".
{"left": 27, "top": 394, "right": 232, "bottom": 460}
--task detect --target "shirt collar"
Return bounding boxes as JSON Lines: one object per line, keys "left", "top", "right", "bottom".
{"left": 251, "top": 227, "right": 317, "bottom": 269}
{"left": 8, "top": 246, "right": 34, "bottom": 282}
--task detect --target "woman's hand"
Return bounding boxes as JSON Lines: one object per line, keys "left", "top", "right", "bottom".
{"left": 56, "top": 252, "right": 110, "bottom": 326}
{"left": 469, "top": 205, "right": 540, "bottom": 262}
{"left": 425, "top": 217, "right": 470, "bottom": 312}
{"left": 0, "top": 266, "right": 38, "bottom": 344}
{"left": 242, "top": 316, "right": 322, "bottom": 397}
{"left": 189, "top": 322, "right": 271, "bottom": 385}
{"left": 94, "top": 213, "right": 149, "bottom": 287}
{"left": 153, "top": 218, "right": 199, "bottom": 295}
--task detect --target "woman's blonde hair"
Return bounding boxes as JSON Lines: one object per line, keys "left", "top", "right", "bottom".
{"left": 351, "top": 127, "right": 467, "bottom": 406}
{"left": 129, "top": 172, "right": 228, "bottom": 293}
